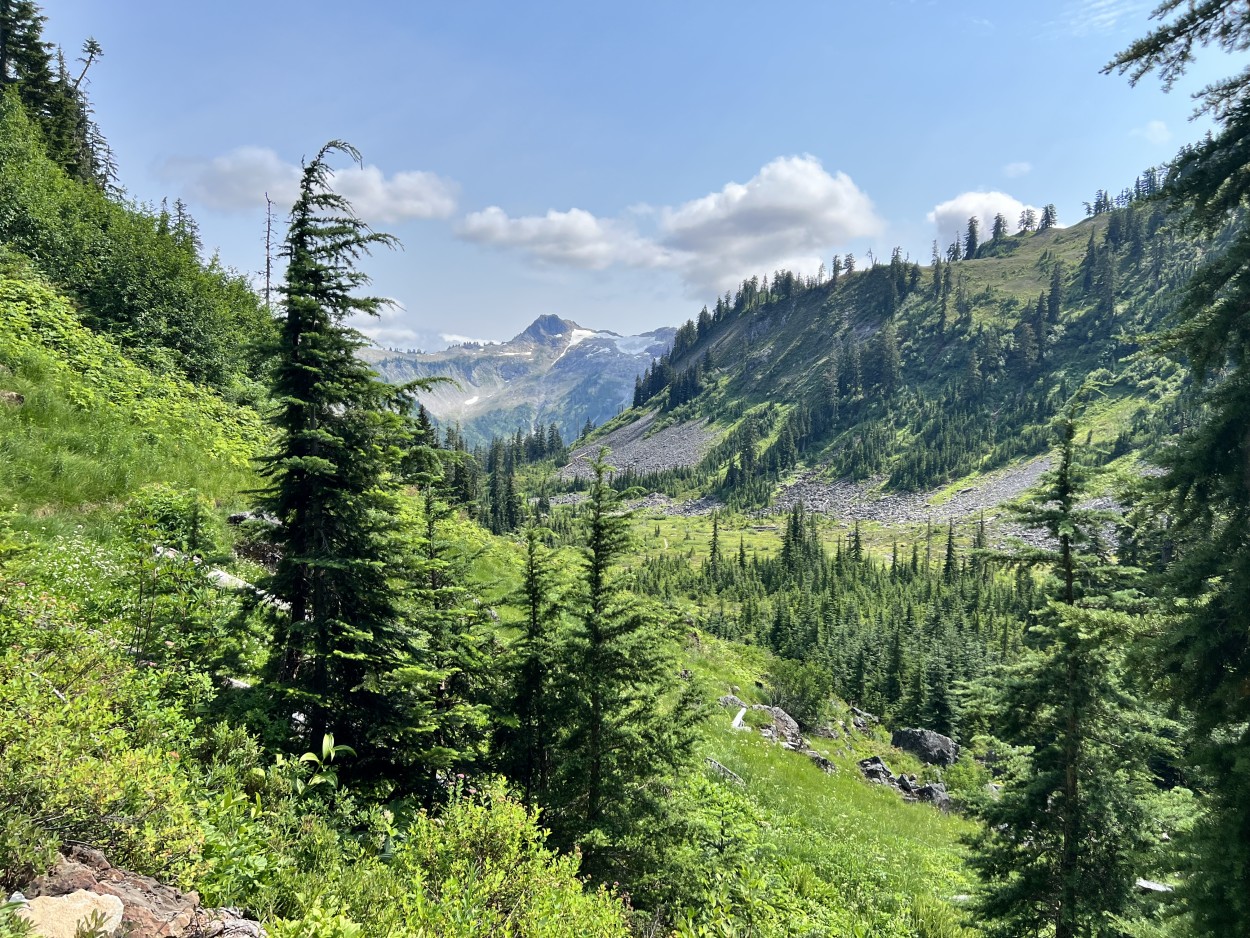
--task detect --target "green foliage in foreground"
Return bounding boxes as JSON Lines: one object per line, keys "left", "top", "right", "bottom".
{"left": 0, "top": 527, "right": 632, "bottom": 937}
{"left": 0, "top": 266, "right": 263, "bottom": 510}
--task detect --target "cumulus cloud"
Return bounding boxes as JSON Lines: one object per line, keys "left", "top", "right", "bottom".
{"left": 660, "top": 156, "right": 883, "bottom": 290}
{"left": 1003, "top": 161, "right": 1032, "bottom": 178}
{"left": 159, "top": 147, "right": 458, "bottom": 222}
{"left": 1133, "top": 119, "right": 1172, "bottom": 145}
{"left": 457, "top": 206, "right": 673, "bottom": 270}
{"left": 456, "top": 155, "right": 883, "bottom": 294}
{"left": 927, "top": 191, "right": 1043, "bottom": 248}
{"left": 440, "top": 333, "right": 501, "bottom": 346}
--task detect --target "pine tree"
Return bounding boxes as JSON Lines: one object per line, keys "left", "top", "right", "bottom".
{"left": 257, "top": 140, "right": 422, "bottom": 782}
{"left": 406, "top": 488, "right": 493, "bottom": 799}
{"left": 964, "top": 215, "right": 980, "bottom": 259}
{"left": 1107, "top": 10, "right": 1250, "bottom": 929}
{"left": 969, "top": 605, "right": 1165, "bottom": 938}
{"left": 991, "top": 212, "right": 1008, "bottom": 241}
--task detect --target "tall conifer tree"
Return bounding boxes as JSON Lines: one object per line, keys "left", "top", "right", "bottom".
{"left": 969, "top": 405, "right": 1163, "bottom": 937}
{"left": 257, "top": 141, "right": 420, "bottom": 782}
{"left": 1107, "top": 8, "right": 1250, "bottom": 929}
{"left": 551, "top": 451, "right": 703, "bottom": 876}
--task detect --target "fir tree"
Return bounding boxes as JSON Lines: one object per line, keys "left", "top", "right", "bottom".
{"left": 497, "top": 525, "right": 564, "bottom": 807}
{"left": 1108, "top": 9, "right": 1250, "bottom": 929}
{"left": 256, "top": 141, "right": 421, "bottom": 782}
{"left": 551, "top": 450, "right": 704, "bottom": 875}
{"left": 969, "top": 404, "right": 1161, "bottom": 937}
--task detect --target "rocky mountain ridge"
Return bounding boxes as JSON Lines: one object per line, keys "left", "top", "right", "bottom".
{"left": 362, "top": 314, "right": 674, "bottom": 445}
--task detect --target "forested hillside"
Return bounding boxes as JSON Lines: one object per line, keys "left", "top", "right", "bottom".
{"left": 568, "top": 188, "right": 1197, "bottom": 513}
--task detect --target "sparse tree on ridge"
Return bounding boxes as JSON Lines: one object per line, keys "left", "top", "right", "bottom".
{"left": 991, "top": 212, "right": 1008, "bottom": 241}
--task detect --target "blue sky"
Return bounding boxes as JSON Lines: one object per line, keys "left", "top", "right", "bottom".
{"left": 43, "top": 0, "right": 1237, "bottom": 349}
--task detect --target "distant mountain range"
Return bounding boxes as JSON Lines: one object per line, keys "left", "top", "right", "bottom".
{"left": 361, "top": 315, "right": 675, "bottom": 445}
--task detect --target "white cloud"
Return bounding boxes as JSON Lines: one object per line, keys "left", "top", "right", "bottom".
{"left": 1133, "top": 119, "right": 1172, "bottom": 145}
{"left": 456, "top": 206, "right": 673, "bottom": 270}
{"left": 660, "top": 156, "right": 883, "bottom": 291}
{"left": 455, "top": 155, "right": 883, "bottom": 295}
{"left": 159, "top": 147, "right": 458, "bottom": 222}
{"left": 927, "top": 191, "right": 1044, "bottom": 248}
{"left": 1054, "top": 0, "right": 1151, "bottom": 37}
{"left": 440, "top": 333, "right": 501, "bottom": 346}
{"left": 1003, "top": 161, "right": 1032, "bottom": 178}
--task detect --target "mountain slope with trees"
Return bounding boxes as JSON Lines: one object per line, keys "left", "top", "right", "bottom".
{"left": 578, "top": 191, "right": 1197, "bottom": 512}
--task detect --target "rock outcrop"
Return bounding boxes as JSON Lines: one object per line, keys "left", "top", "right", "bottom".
{"left": 751, "top": 704, "right": 805, "bottom": 749}
{"left": 890, "top": 727, "right": 960, "bottom": 767}
{"left": 13, "top": 890, "right": 123, "bottom": 938}
{"left": 19, "top": 847, "right": 264, "bottom": 938}
{"left": 857, "top": 756, "right": 952, "bottom": 811}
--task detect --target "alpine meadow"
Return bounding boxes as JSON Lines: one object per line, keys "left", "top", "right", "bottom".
{"left": 5, "top": 2, "right": 1250, "bottom": 937}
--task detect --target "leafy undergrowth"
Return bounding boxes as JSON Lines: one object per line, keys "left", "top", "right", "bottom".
{"left": 0, "top": 526, "right": 634, "bottom": 938}
{"left": 0, "top": 266, "right": 264, "bottom": 514}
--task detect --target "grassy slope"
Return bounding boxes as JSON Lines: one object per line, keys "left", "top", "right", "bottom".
{"left": 0, "top": 266, "right": 264, "bottom": 521}
{"left": 680, "top": 633, "right": 977, "bottom": 935}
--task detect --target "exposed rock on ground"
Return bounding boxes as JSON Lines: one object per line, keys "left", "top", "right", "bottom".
{"left": 771, "top": 458, "right": 1051, "bottom": 524}
{"left": 559, "top": 411, "right": 719, "bottom": 481}
{"left": 857, "top": 756, "right": 952, "bottom": 811}
{"left": 20, "top": 847, "right": 264, "bottom": 937}
{"left": 751, "top": 704, "right": 805, "bottom": 749}
{"left": 13, "top": 889, "right": 123, "bottom": 938}
{"left": 891, "top": 727, "right": 960, "bottom": 767}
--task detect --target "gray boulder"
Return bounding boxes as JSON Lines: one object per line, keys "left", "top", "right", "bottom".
{"left": 802, "top": 750, "right": 836, "bottom": 774}
{"left": 751, "top": 704, "right": 804, "bottom": 749}
{"left": 858, "top": 755, "right": 895, "bottom": 784}
{"left": 917, "top": 782, "right": 953, "bottom": 812}
{"left": 891, "top": 727, "right": 960, "bottom": 767}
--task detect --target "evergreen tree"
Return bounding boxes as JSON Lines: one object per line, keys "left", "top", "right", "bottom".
{"left": 406, "top": 488, "right": 494, "bottom": 800}
{"left": 551, "top": 451, "right": 703, "bottom": 874}
{"left": 991, "top": 212, "right": 1008, "bottom": 241}
{"left": 1108, "top": 9, "right": 1250, "bottom": 930}
{"left": 964, "top": 215, "right": 980, "bottom": 259}
{"left": 969, "top": 606, "right": 1163, "bottom": 938}
{"left": 970, "top": 404, "right": 1159, "bottom": 937}
{"left": 497, "top": 526, "right": 565, "bottom": 806}
{"left": 256, "top": 141, "right": 423, "bottom": 782}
